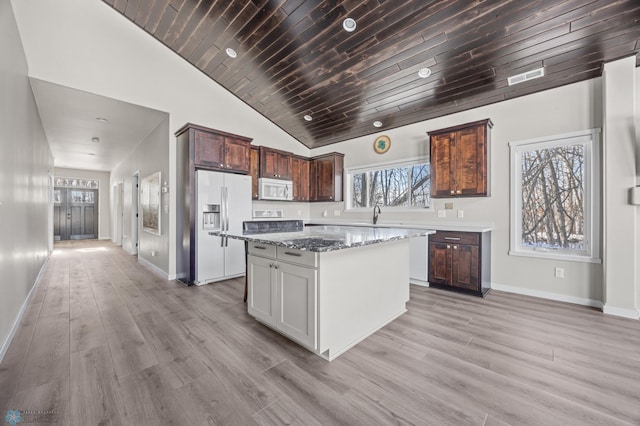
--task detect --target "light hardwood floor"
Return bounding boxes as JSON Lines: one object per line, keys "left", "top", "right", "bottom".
{"left": 1, "top": 240, "right": 639, "bottom": 425}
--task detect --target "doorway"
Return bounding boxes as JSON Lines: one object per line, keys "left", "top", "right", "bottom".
{"left": 53, "top": 187, "right": 99, "bottom": 240}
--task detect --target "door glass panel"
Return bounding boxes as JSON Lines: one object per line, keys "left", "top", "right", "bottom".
{"left": 71, "top": 190, "right": 94, "bottom": 203}
{"left": 54, "top": 189, "right": 62, "bottom": 204}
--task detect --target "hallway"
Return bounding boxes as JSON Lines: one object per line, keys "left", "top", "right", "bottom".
{"left": 1, "top": 241, "right": 639, "bottom": 425}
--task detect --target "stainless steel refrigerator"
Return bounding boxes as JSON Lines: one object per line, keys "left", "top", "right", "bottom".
{"left": 191, "top": 170, "right": 251, "bottom": 285}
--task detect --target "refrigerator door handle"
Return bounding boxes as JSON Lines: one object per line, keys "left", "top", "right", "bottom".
{"left": 224, "top": 186, "right": 229, "bottom": 247}
{"left": 220, "top": 186, "right": 227, "bottom": 247}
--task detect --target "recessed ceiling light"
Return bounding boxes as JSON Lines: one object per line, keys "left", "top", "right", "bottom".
{"left": 343, "top": 18, "right": 356, "bottom": 32}
{"left": 373, "top": 121, "right": 383, "bottom": 128}
{"left": 225, "top": 47, "right": 237, "bottom": 58}
{"left": 95, "top": 117, "right": 108, "bottom": 123}
{"left": 91, "top": 137, "right": 100, "bottom": 143}
{"left": 88, "top": 153, "right": 96, "bottom": 156}
{"left": 507, "top": 67, "right": 545, "bottom": 86}
{"left": 303, "top": 115, "right": 313, "bottom": 122}
{"left": 418, "top": 67, "right": 432, "bottom": 78}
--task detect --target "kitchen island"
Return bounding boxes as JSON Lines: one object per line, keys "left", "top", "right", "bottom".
{"left": 220, "top": 222, "right": 431, "bottom": 360}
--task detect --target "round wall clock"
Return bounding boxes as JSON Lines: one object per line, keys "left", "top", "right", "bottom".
{"left": 373, "top": 135, "right": 391, "bottom": 154}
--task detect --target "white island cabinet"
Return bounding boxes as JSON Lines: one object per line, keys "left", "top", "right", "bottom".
{"left": 248, "top": 243, "right": 317, "bottom": 350}
{"left": 246, "top": 237, "right": 412, "bottom": 361}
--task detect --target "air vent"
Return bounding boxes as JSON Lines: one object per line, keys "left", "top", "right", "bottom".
{"left": 507, "top": 67, "right": 545, "bottom": 86}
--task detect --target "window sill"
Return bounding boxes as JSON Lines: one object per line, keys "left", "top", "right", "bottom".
{"left": 509, "top": 250, "right": 601, "bottom": 264}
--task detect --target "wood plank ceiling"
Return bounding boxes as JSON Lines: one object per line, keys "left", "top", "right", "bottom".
{"left": 102, "top": 0, "right": 640, "bottom": 149}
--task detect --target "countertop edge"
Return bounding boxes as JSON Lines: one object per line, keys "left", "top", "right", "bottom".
{"left": 211, "top": 227, "right": 433, "bottom": 253}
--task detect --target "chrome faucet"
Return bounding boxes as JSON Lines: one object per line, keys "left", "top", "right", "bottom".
{"left": 373, "top": 203, "right": 381, "bottom": 225}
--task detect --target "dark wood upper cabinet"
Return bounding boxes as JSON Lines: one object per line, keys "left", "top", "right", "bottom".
{"left": 291, "top": 155, "right": 310, "bottom": 202}
{"left": 310, "top": 153, "right": 344, "bottom": 202}
{"left": 429, "top": 119, "right": 492, "bottom": 198}
{"left": 178, "top": 123, "right": 252, "bottom": 174}
{"left": 250, "top": 146, "right": 259, "bottom": 200}
{"left": 259, "top": 146, "right": 292, "bottom": 180}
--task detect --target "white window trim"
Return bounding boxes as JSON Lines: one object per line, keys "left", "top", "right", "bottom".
{"left": 509, "top": 129, "right": 601, "bottom": 263}
{"left": 345, "top": 155, "right": 434, "bottom": 212}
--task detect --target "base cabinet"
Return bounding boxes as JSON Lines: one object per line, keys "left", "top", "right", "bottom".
{"left": 276, "top": 262, "right": 317, "bottom": 350}
{"left": 428, "top": 230, "right": 491, "bottom": 296}
{"left": 247, "top": 246, "right": 317, "bottom": 350}
{"left": 247, "top": 254, "right": 276, "bottom": 325}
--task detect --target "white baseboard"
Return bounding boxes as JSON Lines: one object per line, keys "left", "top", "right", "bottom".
{"left": 602, "top": 304, "right": 640, "bottom": 319}
{"left": 409, "top": 279, "right": 429, "bottom": 287}
{"left": 137, "top": 256, "right": 169, "bottom": 280}
{"left": 0, "top": 257, "right": 48, "bottom": 364}
{"left": 491, "top": 282, "right": 604, "bottom": 310}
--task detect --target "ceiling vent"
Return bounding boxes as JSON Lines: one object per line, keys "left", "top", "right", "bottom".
{"left": 507, "top": 67, "right": 545, "bottom": 86}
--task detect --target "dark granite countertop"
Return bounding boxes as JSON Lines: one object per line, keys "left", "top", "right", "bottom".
{"left": 212, "top": 224, "right": 433, "bottom": 252}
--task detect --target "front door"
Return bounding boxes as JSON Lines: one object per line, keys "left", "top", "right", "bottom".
{"left": 54, "top": 188, "right": 99, "bottom": 240}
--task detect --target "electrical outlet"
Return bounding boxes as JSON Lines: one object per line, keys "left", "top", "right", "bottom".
{"left": 297, "top": 210, "right": 302, "bottom": 216}
{"left": 437, "top": 209, "right": 446, "bottom": 218}
{"left": 457, "top": 210, "right": 464, "bottom": 218}
{"left": 554, "top": 267, "right": 564, "bottom": 278}
{"left": 444, "top": 202, "right": 454, "bottom": 210}
{"left": 151, "top": 251, "right": 157, "bottom": 257}
{"left": 334, "top": 210, "right": 341, "bottom": 216}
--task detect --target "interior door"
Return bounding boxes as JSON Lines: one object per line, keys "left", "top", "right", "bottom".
{"left": 53, "top": 188, "right": 67, "bottom": 240}
{"left": 54, "top": 187, "right": 99, "bottom": 240}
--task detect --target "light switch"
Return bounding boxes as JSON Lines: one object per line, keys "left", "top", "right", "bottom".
{"left": 457, "top": 210, "right": 464, "bottom": 218}
{"left": 437, "top": 209, "right": 446, "bottom": 218}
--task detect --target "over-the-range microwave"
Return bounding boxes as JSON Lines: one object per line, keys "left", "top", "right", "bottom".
{"left": 258, "top": 178, "right": 293, "bottom": 201}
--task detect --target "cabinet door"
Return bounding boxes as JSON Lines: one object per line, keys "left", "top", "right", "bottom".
{"left": 224, "top": 137, "right": 250, "bottom": 173}
{"left": 275, "top": 151, "right": 292, "bottom": 180}
{"left": 260, "top": 147, "right": 291, "bottom": 179}
{"left": 291, "top": 157, "right": 310, "bottom": 201}
{"left": 455, "top": 126, "right": 487, "bottom": 196}
{"left": 250, "top": 147, "right": 259, "bottom": 199}
{"left": 314, "top": 156, "right": 337, "bottom": 201}
{"left": 428, "top": 242, "right": 451, "bottom": 286}
{"left": 451, "top": 244, "right": 480, "bottom": 291}
{"left": 430, "top": 132, "right": 456, "bottom": 197}
{"left": 276, "top": 262, "right": 317, "bottom": 350}
{"left": 247, "top": 255, "right": 276, "bottom": 326}
{"left": 298, "top": 158, "right": 310, "bottom": 201}
{"left": 194, "top": 130, "right": 225, "bottom": 169}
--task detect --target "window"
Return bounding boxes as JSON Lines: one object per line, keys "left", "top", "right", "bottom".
{"left": 346, "top": 157, "right": 431, "bottom": 210}
{"left": 509, "top": 129, "right": 600, "bottom": 262}
{"left": 54, "top": 176, "right": 100, "bottom": 189}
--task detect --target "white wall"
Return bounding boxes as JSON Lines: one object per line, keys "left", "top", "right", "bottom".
{"left": 0, "top": 1, "right": 53, "bottom": 359}
{"left": 10, "top": 0, "right": 310, "bottom": 278}
{"left": 54, "top": 167, "right": 111, "bottom": 240}
{"left": 310, "top": 77, "right": 605, "bottom": 306}
{"left": 111, "top": 117, "right": 171, "bottom": 276}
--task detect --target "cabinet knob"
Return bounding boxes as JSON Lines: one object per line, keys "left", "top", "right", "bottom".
{"left": 453, "top": 245, "right": 458, "bottom": 249}
{"left": 450, "top": 190, "right": 455, "bottom": 194}
{"left": 456, "top": 190, "right": 461, "bottom": 194}
{"left": 447, "top": 245, "right": 451, "bottom": 249}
